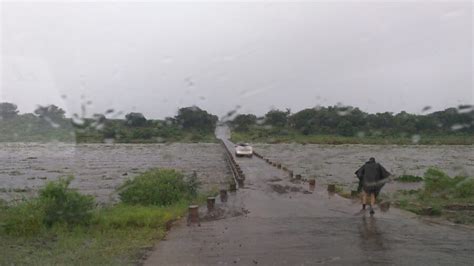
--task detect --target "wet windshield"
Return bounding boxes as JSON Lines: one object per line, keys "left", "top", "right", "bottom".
{"left": 1, "top": 1, "right": 473, "bottom": 265}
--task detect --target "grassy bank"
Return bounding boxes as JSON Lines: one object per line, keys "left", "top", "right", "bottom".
{"left": 391, "top": 169, "right": 474, "bottom": 224}
{"left": 0, "top": 203, "right": 188, "bottom": 265}
{"left": 231, "top": 131, "right": 474, "bottom": 145}
{"left": 0, "top": 169, "right": 207, "bottom": 265}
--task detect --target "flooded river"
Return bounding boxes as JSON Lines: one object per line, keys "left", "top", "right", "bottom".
{"left": 1, "top": 142, "right": 472, "bottom": 203}
{"left": 254, "top": 144, "right": 474, "bottom": 194}
{"left": 0, "top": 143, "right": 230, "bottom": 203}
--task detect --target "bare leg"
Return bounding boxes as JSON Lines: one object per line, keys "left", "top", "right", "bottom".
{"left": 361, "top": 192, "right": 367, "bottom": 210}
{"left": 370, "top": 193, "right": 376, "bottom": 206}
{"left": 369, "top": 193, "right": 376, "bottom": 214}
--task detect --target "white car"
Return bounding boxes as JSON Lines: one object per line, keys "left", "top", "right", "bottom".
{"left": 235, "top": 143, "right": 253, "bottom": 157}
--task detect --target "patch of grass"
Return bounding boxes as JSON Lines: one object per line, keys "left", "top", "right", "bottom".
{"left": 94, "top": 203, "right": 187, "bottom": 230}
{"left": 395, "top": 175, "right": 424, "bottom": 182}
{"left": 0, "top": 204, "right": 187, "bottom": 265}
{"left": 1, "top": 168, "right": 204, "bottom": 264}
{"left": 392, "top": 168, "right": 474, "bottom": 224}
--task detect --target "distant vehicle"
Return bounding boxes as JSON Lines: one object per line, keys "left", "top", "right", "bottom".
{"left": 235, "top": 143, "right": 253, "bottom": 157}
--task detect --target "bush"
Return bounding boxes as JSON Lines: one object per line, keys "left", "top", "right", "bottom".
{"left": 423, "top": 168, "right": 455, "bottom": 195}
{"left": 119, "top": 169, "right": 199, "bottom": 206}
{"left": 39, "top": 176, "right": 95, "bottom": 227}
{"left": 1, "top": 177, "right": 95, "bottom": 236}
{"left": 455, "top": 178, "right": 474, "bottom": 198}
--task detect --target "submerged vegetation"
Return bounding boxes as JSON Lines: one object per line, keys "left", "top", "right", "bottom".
{"left": 395, "top": 175, "right": 424, "bottom": 182}
{"left": 230, "top": 105, "right": 474, "bottom": 145}
{"left": 393, "top": 169, "right": 474, "bottom": 224}
{"left": 0, "top": 169, "right": 200, "bottom": 265}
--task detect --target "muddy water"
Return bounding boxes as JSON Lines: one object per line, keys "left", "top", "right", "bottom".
{"left": 253, "top": 144, "right": 473, "bottom": 194}
{"left": 145, "top": 140, "right": 474, "bottom": 265}
{"left": 0, "top": 143, "right": 230, "bottom": 203}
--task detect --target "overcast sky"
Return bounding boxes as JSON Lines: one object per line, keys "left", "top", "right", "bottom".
{"left": 1, "top": 1, "right": 472, "bottom": 119}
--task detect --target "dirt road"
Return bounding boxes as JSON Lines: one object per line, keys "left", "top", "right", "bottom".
{"left": 144, "top": 138, "right": 474, "bottom": 265}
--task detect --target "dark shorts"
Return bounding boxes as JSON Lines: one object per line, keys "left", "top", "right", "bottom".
{"left": 363, "top": 186, "right": 378, "bottom": 195}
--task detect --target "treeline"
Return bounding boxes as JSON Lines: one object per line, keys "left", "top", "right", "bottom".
{"left": 229, "top": 105, "right": 474, "bottom": 144}
{"left": 0, "top": 103, "right": 218, "bottom": 143}
{"left": 2, "top": 102, "right": 472, "bottom": 144}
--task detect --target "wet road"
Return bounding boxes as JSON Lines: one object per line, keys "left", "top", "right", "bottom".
{"left": 144, "top": 134, "right": 474, "bottom": 265}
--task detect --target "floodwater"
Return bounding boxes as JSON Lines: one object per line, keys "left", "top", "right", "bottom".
{"left": 0, "top": 143, "right": 230, "bottom": 204}
{"left": 145, "top": 140, "right": 474, "bottom": 265}
{"left": 253, "top": 143, "right": 474, "bottom": 194}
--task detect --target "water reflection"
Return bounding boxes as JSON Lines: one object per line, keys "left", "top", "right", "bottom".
{"left": 359, "top": 216, "right": 386, "bottom": 250}
{"left": 358, "top": 216, "right": 392, "bottom": 264}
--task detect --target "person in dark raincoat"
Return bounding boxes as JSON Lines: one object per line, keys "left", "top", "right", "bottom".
{"left": 355, "top": 157, "right": 391, "bottom": 215}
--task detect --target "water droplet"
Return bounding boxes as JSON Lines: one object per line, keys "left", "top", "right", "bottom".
{"left": 72, "top": 114, "right": 85, "bottom": 126}
{"left": 421, "top": 106, "right": 432, "bottom": 112}
{"left": 411, "top": 134, "right": 421, "bottom": 144}
{"left": 43, "top": 116, "right": 60, "bottom": 128}
{"left": 457, "top": 105, "right": 473, "bottom": 114}
{"left": 155, "top": 137, "right": 165, "bottom": 143}
{"left": 256, "top": 117, "right": 266, "bottom": 125}
{"left": 263, "top": 125, "right": 273, "bottom": 130}
{"left": 451, "top": 124, "right": 465, "bottom": 131}
{"left": 104, "top": 138, "right": 115, "bottom": 144}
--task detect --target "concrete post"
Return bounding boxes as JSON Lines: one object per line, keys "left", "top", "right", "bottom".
{"left": 220, "top": 189, "right": 228, "bottom": 202}
{"left": 188, "top": 205, "right": 199, "bottom": 225}
{"left": 207, "top": 197, "right": 215, "bottom": 212}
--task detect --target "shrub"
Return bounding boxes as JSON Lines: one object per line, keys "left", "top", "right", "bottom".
{"left": 39, "top": 176, "right": 95, "bottom": 227}
{"left": 119, "top": 169, "right": 199, "bottom": 206}
{"left": 455, "top": 178, "right": 474, "bottom": 198}
{"left": 1, "top": 177, "right": 95, "bottom": 236}
{"left": 423, "top": 168, "right": 455, "bottom": 195}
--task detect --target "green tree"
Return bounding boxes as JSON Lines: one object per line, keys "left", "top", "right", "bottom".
{"left": 231, "top": 114, "right": 257, "bottom": 132}
{"left": 0, "top": 102, "right": 19, "bottom": 119}
{"left": 175, "top": 106, "right": 218, "bottom": 133}
{"left": 34, "top": 105, "right": 66, "bottom": 120}
{"left": 125, "top": 112, "right": 147, "bottom": 127}
{"left": 264, "top": 109, "right": 290, "bottom": 127}
{"left": 289, "top": 108, "right": 319, "bottom": 135}
{"left": 336, "top": 120, "right": 355, "bottom": 136}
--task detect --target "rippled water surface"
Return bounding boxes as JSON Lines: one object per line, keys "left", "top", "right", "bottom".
{"left": 0, "top": 143, "right": 230, "bottom": 203}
